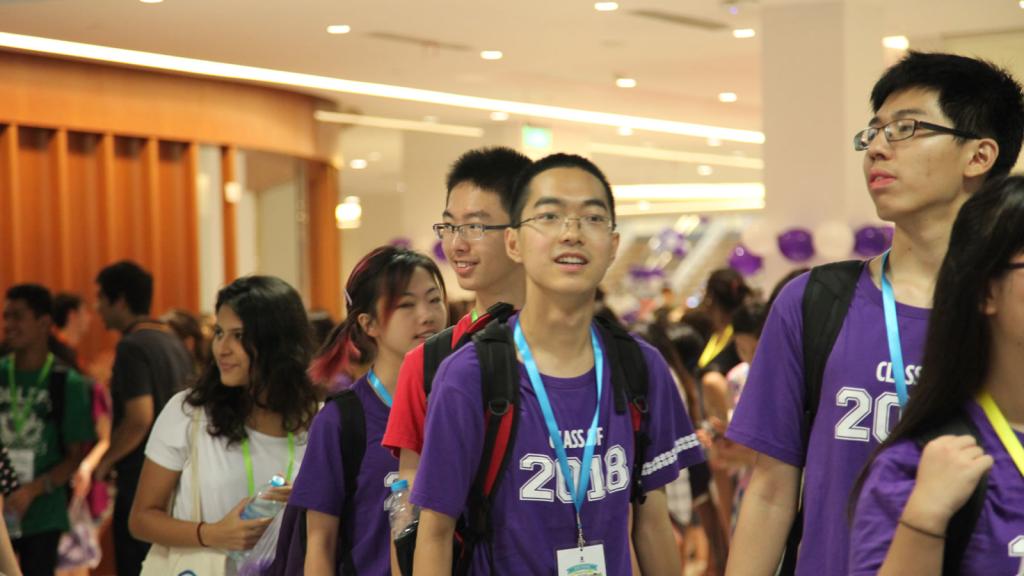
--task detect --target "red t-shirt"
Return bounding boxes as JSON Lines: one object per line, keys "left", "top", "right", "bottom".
{"left": 383, "top": 311, "right": 490, "bottom": 457}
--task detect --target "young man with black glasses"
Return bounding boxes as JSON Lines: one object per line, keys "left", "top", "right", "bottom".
{"left": 725, "top": 52, "right": 1024, "bottom": 576}
{"left": 412, "top": 153, "right": 701, "bottom": 575}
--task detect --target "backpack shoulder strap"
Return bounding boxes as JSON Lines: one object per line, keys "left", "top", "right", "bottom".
{"left": 913, "top": 413, "right": 987, "bottom": 576}
{"left": 780, "top": 259, "right": 864, "bottom": 575}
{"left": 456, "top": 320, "right": 520, "bottom": 575}
{"left": 422, "top": 327, "right": 456, "bottom": 398}
{"left": 593, "top": 316, "right": 652, "bottom": 504}
{"left": 330, "top": 389, "right": 366, "bottom": 576}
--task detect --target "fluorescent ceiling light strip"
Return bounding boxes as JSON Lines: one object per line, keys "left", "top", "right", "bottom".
{"left": 594, "top": 143, "right": 764, "bottom": 169}
{"left": 617, "top": 198, "right": 765, "bottom": 216}
{"left": 612, "top": 182, "right": 764, "bottom": 201}
{"left": 0, "top": 32, "right": 764, "bottom": 144}
{"left": 315, "top": 111, "right": 484, "bottom": 137}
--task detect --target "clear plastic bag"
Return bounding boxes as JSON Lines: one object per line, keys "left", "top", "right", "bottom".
{"left": 235, "top": 507, "right": 284, "bottom": 576}
{"left": 57, "top": 499, "right": 102, "bottom": 570}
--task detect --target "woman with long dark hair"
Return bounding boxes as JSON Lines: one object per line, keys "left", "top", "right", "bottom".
{"left": 850, "top": 175, "right": 1024, "bottom": 575}
{"left": 129, "top": 276, "right": 320, "bottom": 573}
{"left": 283, "top": 246, "right": 447, "bottom": 575}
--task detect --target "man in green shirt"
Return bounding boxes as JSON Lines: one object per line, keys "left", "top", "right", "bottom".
{"left": 1, "top": 284, "right": 95, "bottom": 576}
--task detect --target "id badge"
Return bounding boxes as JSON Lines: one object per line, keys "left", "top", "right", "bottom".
{"left": 556, "top": 543, "right": 606, "bottom": 576}
{"left": 9, "top": 449, "right": 34, "bottom": 484}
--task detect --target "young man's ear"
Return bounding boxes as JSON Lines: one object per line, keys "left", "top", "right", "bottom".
{"left": 963, "top": 138, "right": 999, "bottom": 180}
{"left": 505, "top": 227, "right": 524, "bottom": 264}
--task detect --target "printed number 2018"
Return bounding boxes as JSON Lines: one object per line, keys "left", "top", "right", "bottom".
{"left": 519, "top": 445, "right": 630, "bottom": 503}
{"left": 834, "top": 387, "right": 901, "bottom": 443}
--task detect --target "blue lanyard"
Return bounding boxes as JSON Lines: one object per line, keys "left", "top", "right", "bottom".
{"left": 366, "top": 368, "right": 392, "bottom": 408}
{"left": 513, "top": 321, "right": 603, "bottom": 548}
{"left": 880, "top": 250, "right": 909, "bottom": 407}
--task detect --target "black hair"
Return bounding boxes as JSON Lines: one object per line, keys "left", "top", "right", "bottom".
{"left": 445, "top": 147, "right": 533, "bottom": 217}
{"left": 96, "top": 260, "right": 153, "bottom": 315}
{"left": 162, "top": 308, "right": 209, "bottom": 374}
{"left": 635, "top": 322, "right": 700, "bottom": 428}
{"left": 53, "top": 292, "right": 83, "bottom": 329}
{"left": 871, "top": 52, "right": 1024, "bottom": 180}
{"left": 5, "top": 284, "right": 53, "bottom": 318}
{"left": 852, "top": 174, "right": 1024, "bottom": 513}
{"left": 185, "top": 276, "right": 319, "bottom": 445}
{"left": 704, "top": 268, "right": 752, "bottom": 316}
{"left": 307, "top": 309, "right": 336, "bottom": 347}
{"left": 732, "top": 301, "right": 767, "bottom": 338}
{"left": 310, "top": 246, "right": 446, "bottom": 383}
{"left": 767, "top": 268, "right": 810, "bottom": 313}
{"left": 510, "top": 153, "right": 616, "bottom": 226}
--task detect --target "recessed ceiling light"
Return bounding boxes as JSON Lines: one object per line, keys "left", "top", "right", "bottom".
{"left": 349, "top": 158, "right": 368, "bottom": 170}
{"left": 618, "top": 126, "right": 633, "bottom": 136}
{"left": 1019, "top": 0, "right": 1024, "bottom": 9}
{"left": 616, "top": 77, "right": 637, "bottom": 89}
{"left": 326, "top": 25, "right": 351, "bottom": 35}
{"left": 732, "top": 29, "right": 756, "bottom": 39}
{"left": 697, "top": 165, "right": 714, "bottom": 176}
{"left": 422, "top": 115, "right": 439, "bottom": 123}
{"left": 706, "top": 137, "right": 722, "bottom": 147}
{"left": 490, "top": 111, "right": 510, "bottom": 121}
{"left": 480, "top": 50, "right": 503, "bottom": 61}
{"left": 718, "top": 92, "right": 738, "bottom": 103}
{"left": 637, "top": 200, "right": 652, "bottom": 211}
{"left": 594, "top": 2, "right": 619, "bottom": 11}
{"left": 139, "top": 0, "right": 163, "bottom": 4}
{"left": 882, "top": 35, "right": 909, "bottom": 50}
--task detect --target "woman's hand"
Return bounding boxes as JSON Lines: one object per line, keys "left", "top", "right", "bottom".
{"left": 71, "top": 464, "right": 94, "bottom": 503}
{"left": 902, "top": 434, "right": 993, "bottom": 534}
{"left": 259, "top": 485, "right": 292, "bottom": 504}
{"left": 204, "top": 498, "right": 273, "bottom": 551}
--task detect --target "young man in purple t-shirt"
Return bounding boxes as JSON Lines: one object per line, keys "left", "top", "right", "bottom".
{"left": 725, "top": 53, "right": 1024, "bottom": 576}
{"left": 412, "top": 153, "right": 703, "bottom": 575}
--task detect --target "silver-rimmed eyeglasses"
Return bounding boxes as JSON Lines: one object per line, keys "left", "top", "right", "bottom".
{"left": 516, "top": 213, "right": 615, "bottom": 236}
{"left": 432, "top": 222, "right": 510, "bottom": 242}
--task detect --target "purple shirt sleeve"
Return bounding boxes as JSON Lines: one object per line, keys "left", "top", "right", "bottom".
{"left": 849, "top": 439, "right": 920, "bottom": 575}
{"left": 726, "top": 273, "right": 811, "bottom": 467}
{"left": 410, "top": 346, "right": 484, "bottom": 519}
{"left": 289, "top": 401, "right": 346, "bottom": 516}
{"left": 637, "top": 339, "right": 704, "bottom": 490}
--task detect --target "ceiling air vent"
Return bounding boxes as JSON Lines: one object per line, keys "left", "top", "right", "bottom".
{"left": 628, "top": 9, "right": 728, "bottom": 31}
{"left": 366, "top": 31, "right": 472, "bottom": 53}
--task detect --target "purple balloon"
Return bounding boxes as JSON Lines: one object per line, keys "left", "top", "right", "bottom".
{"left": 777, "top": 228, "right": 815, "bottom": 262}
{"left": 728, "top": 244, "right": 764, "bottom": 276}
{"left": 853, "top": 225, "right": 893, "bottom": 257}
{"left": 432, "top": 239, "right": 447, "bottom": 263}
{"left": 389, "top": 236, "right": 412, "bottom": 249}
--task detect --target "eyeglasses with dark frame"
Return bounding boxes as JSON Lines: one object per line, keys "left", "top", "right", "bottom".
{"left": 516, "top": 212, "right": 615, "bottom": 236}
{"left": 432, "top": 222, "right": 510, "bottom": 242}
{"left": 853, "top": 118, "right": 981, "bottom": 151}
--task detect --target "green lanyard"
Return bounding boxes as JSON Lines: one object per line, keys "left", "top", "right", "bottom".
{"left": 4, "top": 353, "right": 54, "bottom": 436}
{"left": 240, "top": 432, "right": 295, "bottom": 497}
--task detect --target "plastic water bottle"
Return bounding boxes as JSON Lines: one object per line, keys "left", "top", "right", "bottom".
{"left": 384, "top": 479, "right": 416, "bottom": 540}
{"left": 229, "top": 475, "right": 287, "bottom": 565}
{"left": 4, "top": 511, "right": 20, "bottom": 540}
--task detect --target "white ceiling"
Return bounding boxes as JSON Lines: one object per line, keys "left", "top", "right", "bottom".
{"left": 1, "top": 0, "right": 1022, "bottom": 192}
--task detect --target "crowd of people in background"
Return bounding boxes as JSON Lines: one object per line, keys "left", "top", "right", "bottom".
{"left": 0, "top": 50, "right": 1022, "bottom": 576}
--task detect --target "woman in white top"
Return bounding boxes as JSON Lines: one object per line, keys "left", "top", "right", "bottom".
{"left": 129, "top": 276, "right": 320, "bottom": 569}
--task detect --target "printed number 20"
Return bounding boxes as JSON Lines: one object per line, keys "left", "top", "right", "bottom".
{"left": 519, "top": 445, "right": 630, "bottom": 503}
{"left": 834, "top": 387, "right": 901, "bottom": 443}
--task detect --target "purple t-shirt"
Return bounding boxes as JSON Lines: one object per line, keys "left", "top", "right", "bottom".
{"left": 289, "top": 376, "right": 397, "bottom": 576}
{"left": 851, "top": 402, "right": 1024, "bottom": 575}
{"left": 411, "top": 319, "right": 703, "bottom": 575}
{"left": 727, "top": 267, "right": 930, "bottom": 576}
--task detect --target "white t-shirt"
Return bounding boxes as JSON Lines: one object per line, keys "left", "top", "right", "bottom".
{"left": 145, "top": 390, "right": 308, "bottom": 526}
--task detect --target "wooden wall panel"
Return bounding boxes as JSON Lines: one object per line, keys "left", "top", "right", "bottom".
{"left": 221, "top": 146, "right": 238, "bottom": 283}
{"left": 16, "top": 127, "right": 61, "bottom": 288}
{"left": 66, "top": 132, "right": 108, "bottom": 295}
{"left": 0, "top": 125, "right": 16, "bottom": 289}
{"left": 156, "top": 140, "right": 199, "bottom": 313}
{"left": 110, "top": 136, "right": 150, "bottom": 267}
{"left": 306, "top": 161, "right": 341, "bottom": 319}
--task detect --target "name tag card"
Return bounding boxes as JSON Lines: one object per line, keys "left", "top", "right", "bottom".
{"left": 9, "top": 449, "right": 34, "bottom": 484}
{"left": 556, "top": 543, "right": 606, "bottom": 576}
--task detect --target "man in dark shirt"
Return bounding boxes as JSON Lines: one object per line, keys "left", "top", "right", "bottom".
{"left": 93, "top": 261, "right": 191, "bottom": 576}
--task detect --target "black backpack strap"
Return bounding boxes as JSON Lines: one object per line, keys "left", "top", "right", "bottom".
{"left": 780, "top": 259, "right": 864, "bottom": 575}
{"left": 455, "top": 320, "right": 521, "bottom": 576}
{"left": 593, "top": 316, "right": 651, "bottom": 505}
{"left": 423, "top": 327, "right": 456, "bottom": 398}
{"left": 912, "top": 413, "right": 987, "bottom": 575}
{"left": 331, "top": 389, "right": 366, "bottom": 576}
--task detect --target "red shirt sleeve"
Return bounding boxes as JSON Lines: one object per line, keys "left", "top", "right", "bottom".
{"left": 382, "top": 344, "right": 429, "bottom": 458}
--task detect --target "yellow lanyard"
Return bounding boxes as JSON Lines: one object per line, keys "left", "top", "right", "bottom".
{"left": 977, "top": 392, "right": 1024, "bottom": 479}
{"left": 698, "top": 325, "right": 734, "bottom": 370}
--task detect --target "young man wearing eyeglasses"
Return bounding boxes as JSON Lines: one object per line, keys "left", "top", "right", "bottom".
{"left": 725, "top": 53, "right": 1024, "bottom": 576}
{"left": 383, "top": 147, "right": 531, "bottom": 492}
{"left": 412, "top": 153, "right": 702, "bottom": 575}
